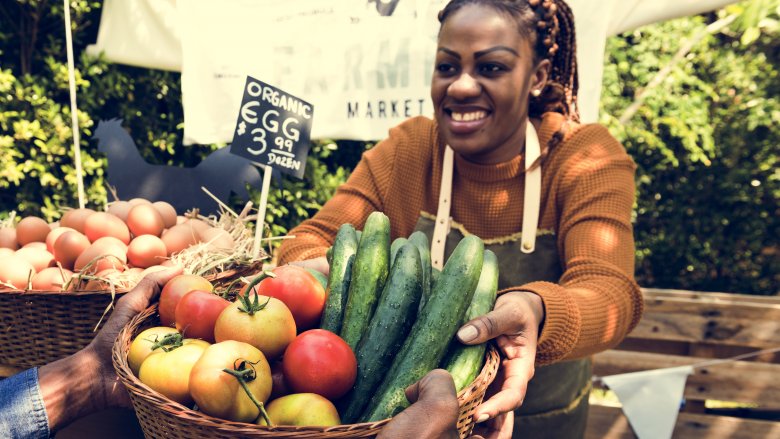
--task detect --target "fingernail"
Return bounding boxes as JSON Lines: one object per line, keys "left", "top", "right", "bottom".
{"left": 476, "top": 413, "right": 489, "bottom": 423}
{"left": 457, "top": 325, "right": 478, "bottom": 343}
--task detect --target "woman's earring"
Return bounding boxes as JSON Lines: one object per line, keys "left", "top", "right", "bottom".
{"left": 531, "top": 89, "right": 542, "bottom": 97}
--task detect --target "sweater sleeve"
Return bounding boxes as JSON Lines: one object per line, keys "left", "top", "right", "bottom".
{"left": 276, "top": 126, "right": 400, "bottom": 264}
{"left": 503, "top": 124, "right": 644, "bottom": 365}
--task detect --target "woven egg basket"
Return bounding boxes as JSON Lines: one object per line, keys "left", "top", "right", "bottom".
{"left": 113, "top": 305, "right": 500, "bottom": 439}
{"left": 0, "top": 261, "right": 262, "bottom": 370}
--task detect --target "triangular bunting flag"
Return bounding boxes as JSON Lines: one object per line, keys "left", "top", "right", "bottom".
{"left": 601, "top": 365, "right": 694, "bottom": 439}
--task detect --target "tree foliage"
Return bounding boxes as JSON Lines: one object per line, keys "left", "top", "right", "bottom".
{"left": 601, "top": 1, "right": 779, "bottom": 294}
{"left": 0, "top": 0, "right": 777, "bottom": 294}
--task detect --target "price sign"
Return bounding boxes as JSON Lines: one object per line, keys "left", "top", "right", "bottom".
{"left": 230, "top": 76, "right": 313, "bottom": 179}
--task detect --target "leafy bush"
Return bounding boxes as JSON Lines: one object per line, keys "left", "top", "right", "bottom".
{"left": 601, "top": 3, "right": 779, "bottom": 294}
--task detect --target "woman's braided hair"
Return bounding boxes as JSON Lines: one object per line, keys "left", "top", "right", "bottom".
{"left": 438, "top": 0, "right": 579, "bottom": 166}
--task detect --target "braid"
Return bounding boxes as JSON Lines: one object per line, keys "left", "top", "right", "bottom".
{"left": 438, "top": 0, "right": 579, "bottom": 168}
{"left": 527, "top": 0, "right": 578, "bottom": 122}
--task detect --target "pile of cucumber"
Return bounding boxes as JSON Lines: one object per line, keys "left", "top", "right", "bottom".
{"left": 321, "top": 211, "right": 499, "bottom": 423}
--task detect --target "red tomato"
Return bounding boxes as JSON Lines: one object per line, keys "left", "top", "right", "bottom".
{"left": 175, "top": 290, "right": 230, "bottom": 343}
{"left": 282, "top": 329, "right": 357, "bottom": 400}
{"left": 246, "top": 265, "right": 326, "bottom": 331}
{"left": 158, "top": 274, "right": 213, "bottom": 326}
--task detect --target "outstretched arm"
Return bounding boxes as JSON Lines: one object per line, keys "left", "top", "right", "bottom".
{"left": 37, "top": 268, "right": 181, "bottom": 433}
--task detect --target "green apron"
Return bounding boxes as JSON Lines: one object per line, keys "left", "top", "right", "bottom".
{"left": 418, "top": 121, "right": 591, "bottom": 438}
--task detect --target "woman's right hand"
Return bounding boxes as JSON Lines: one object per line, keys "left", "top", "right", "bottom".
{"left": 454, "top": 290, "right": 546, "bottom": 439}
{"left": 288, "top": 256, "right": 330, "bottom": 276}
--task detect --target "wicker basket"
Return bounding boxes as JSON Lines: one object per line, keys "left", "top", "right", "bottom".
{"left": 0, "top": 261, "right": 263, "bottom": 370}
{"left": 114, "top": 305, "right": 500, "bottom": 439}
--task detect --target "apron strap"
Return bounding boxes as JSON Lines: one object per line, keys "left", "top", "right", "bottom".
{"left": 521, "top": 121, "right": 542, "bottom": 254}
{"left": 430, "top": 121, "right": 542, "bottom": 268}
{"left": 431, "top": 146, "right": 454, "bottom": 270}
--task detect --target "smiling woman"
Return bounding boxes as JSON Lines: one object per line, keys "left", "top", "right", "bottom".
{"left": 278, "top": 1, "right": 643, "bottom": 438}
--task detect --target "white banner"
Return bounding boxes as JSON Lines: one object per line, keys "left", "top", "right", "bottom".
{"left": 179, "top": 0, "right": 440, "bottom": 143}
{"left": 88, "top": 0, "right": 739, "bottom": 142}
{"left": 602, "top": 366, "right": 694, "bottom": 439}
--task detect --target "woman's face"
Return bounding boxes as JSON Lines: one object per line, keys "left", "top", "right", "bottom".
{"left": 431, "top": 4, "right": 548, "bottom": 164}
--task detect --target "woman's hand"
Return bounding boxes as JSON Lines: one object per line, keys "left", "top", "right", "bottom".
{"left": 454, "top": 290, "right": 545, "bottom": 439}
{"left": 289, "top": 256, "right": 329, "bottom": 277}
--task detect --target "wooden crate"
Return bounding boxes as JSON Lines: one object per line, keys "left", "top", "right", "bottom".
{"left": 587, "top": 288, "right": 780, "bottom": 439}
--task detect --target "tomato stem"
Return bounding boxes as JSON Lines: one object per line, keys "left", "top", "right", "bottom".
{"left": 149, "top": 333, "right": 183, "bottom": 352}
{"left": 242, "top": 270, "right": 276, "bottom": 296}
{"left": 220, "top": 278, "right": 243, "bottom": 299}
{"left": 222, "top": 365, "right": 272, "bottom": 426}
{"left": 237, "top": 271, "right": 276, "bottom": 315}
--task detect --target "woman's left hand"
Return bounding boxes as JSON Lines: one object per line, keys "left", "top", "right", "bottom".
{"left": 454, "top": 290, "right": 545, "bottom": 439}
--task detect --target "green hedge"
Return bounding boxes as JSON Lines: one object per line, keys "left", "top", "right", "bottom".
{"left": 1, "top": 1, "right": 777, "bottom": 294}
{"left": 600, "top": 3, "right": 779, "bottom": 295}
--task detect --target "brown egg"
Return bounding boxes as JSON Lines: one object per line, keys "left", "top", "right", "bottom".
{"left": 128, "top": 198, "right": 152, "bottom": 206}
{"left": 16, "top": 216, "right": 51, "bottom": 246}
{"left": 74, "top": 240, "right": 128, "bottom": 274}
{"left": 176, "top": 216, "right": 187, "bottom": 225}
{"left": 0, "top": 228, "right": 19, "bottom": 249}
{"left": 160, "top": 259, "right": 178, "bottom": 268}
{"left": 84, "top": 212, "right": 131, "bottom": 244}
{"left": 0, "top": 256, "right": 36, "bottom": 290}
{"left": 60, "top": 208, "right": 96, "bottom": 233}
{"left": 160, "top": 224, "right": 199, "bottom": 256}
{"left": 49, "top": 221, "right": 59, "bottom": 229}
{"left": 127, "top": 235, "right": 167, "bottom": 268}
{"left": 125, "top": 267, "right": 145, "bottom": 276}
{"left": 91, "top": 236, "right": 129, "bottom": 253}
{"left": 200, "top": 227, "right": 235, "bottom": 252}
{"left": 127, "top": 204, "right": 165, "bottom": 237}
{"left": 0, "top": 248, "right": 14, "bottom": 258}
{"left": 31, "top": 267, "right": 73, "bottom": 291}
{"left": 15, "top": 247, "right": 56, "bottom": 272}
{"left": 107, "top": 201, "right": 133, "bottom": 223}
{"left": 23, "top": 242, "right": 47, "bottom": 250}
{"left": 81, "top": 270, "right": 116, "bottom": 291}
{"left": 141, "top": 265, "right": 169, "bottom": 277}
{"left": 52, "top": 231, "right": 91, "bottom": 270}
{"left": 46, "top": 227, "right": 76, "bottom": 254}
{"left": 184, "top": 218, "right": 211, "bottom": 235}
{"left": 152, "top": 201, "right": 178, "bottom": 229}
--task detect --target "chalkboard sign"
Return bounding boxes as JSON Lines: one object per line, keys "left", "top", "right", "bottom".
{"left": 230, "top": 77, "right": 314, "bottom": 179}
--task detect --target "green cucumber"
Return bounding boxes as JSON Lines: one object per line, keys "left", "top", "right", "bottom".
{"left": 389, "top": 237, "right": 407, "bottom": 265}
{"left": 360, "top": 235, "right": 484, "bottom": 422}
{"left": 407, "top": 231, "right": 432, "bottom": 311}
{"left": 319, "top": 224, "right": 359, "bottom": 333}
{"left": 442, "top": 249, "right": 499, "bottom": 391}
{"left": 340, "top": 212, "right": 391, "bottom": 350}
{"left": 340, "top": 243, "right": 423, "bottom": 423}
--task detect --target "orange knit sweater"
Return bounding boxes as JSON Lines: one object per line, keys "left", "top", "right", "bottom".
{"left": 278, "top": 113, "right": 643, "bottom": 365}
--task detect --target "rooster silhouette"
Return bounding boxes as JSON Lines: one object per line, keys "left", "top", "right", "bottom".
{"left": 94, "top": 119, "right": 262, "bottom": 215}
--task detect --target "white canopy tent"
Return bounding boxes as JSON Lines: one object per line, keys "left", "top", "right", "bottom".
{"left": 86, "top": 0, "right": 738, "bottom": 143}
